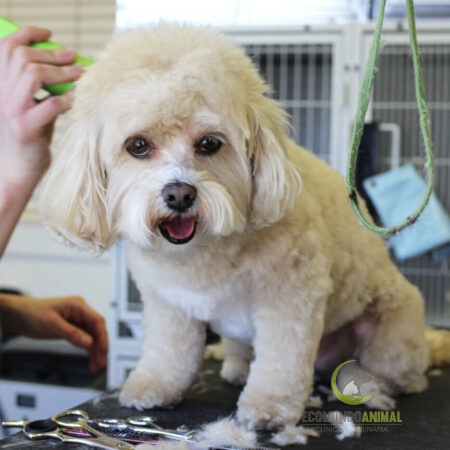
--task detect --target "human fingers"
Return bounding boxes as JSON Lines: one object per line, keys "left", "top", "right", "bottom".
{"left": 0, "top": 28, "right": 77, "bottom": 103}
{"left": 61, "top": 297, "right": 109, "bottom": 372}
{"left": 29, "top": 62, "right": 83, "bottom": 86}
{"left": 47, "top": 311, "right": 95, "bottom": 349}
{"left": 81, "top": 309, "right": 109, "bottom": 372}
{"left": 0, "top": 26, "right": 51, "bottom": 72}
{"left": 11, "top": 89, "right": 75, "bottom": 139}
{"left": 0, "top": 41, "right": 76, "bottom": 86}
{"left": 0, "top": 25, "right": 52, "bottom": 48}
{"left": 15, "top": 67, "right": 80, "bottom": 131}
{"left": 89, "top": 330, "right": 109, "bottom": 372}
{"left": 88, "top": 345, "right": 108, "bottom": 373}
{"left": 5, "top": 45, "right": 77, "bottom": 68}
{"left": 15, "top": 62, "right": 82, "bottom": 104}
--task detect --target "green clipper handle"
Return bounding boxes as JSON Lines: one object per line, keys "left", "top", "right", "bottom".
{"left": 0, "top": 17, "right": 92, "bottom": 95}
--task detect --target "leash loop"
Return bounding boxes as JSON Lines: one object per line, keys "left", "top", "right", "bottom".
{"left": 346, "top": 0, "right": 434, "bottom": 237}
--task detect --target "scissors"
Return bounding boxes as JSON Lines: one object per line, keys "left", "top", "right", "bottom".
{"left": 2, "top": 409, "right": 134, "bottom": 449}
{"left": 92, "top": 415, "right": 197, "bottom": 442}
{"left": 90, "top": 416, "right": 275, "bottom": 450}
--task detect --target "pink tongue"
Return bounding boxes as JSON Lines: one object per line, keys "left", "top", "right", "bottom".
{"left": 163, "top": 217, "right": 196, "bottom": 239}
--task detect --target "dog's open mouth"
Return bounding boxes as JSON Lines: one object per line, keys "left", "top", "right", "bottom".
{"left": 159, "top": 217, "right": 197, "bottom": 244}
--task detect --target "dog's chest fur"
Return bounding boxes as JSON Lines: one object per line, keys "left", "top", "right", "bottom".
{"left": 155, "top": 281, "right": 254, "bottom": 342}
{"left": 127, "top": 242, "right": 256, "bottom": 343}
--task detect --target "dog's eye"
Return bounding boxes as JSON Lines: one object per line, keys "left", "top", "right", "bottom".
{"left": 126, "top": 137, "right": 154, "bottom": 159}
{"left": 196, "top": 135, "right": 222, "bottom": 155}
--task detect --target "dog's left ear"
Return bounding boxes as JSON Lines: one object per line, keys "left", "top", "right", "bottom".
{"left": 247, "top": 97, "right": 302, "bottom": 228}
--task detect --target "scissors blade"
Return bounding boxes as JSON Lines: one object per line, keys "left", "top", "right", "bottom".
{"left": 85, "top": 435, "right": 135, "bottom": 449}
{"left": 62, "top": 432, "right": 135, "bottom": 449}
{"left": 91, "top": 417, "right": 194, "bottom": 442}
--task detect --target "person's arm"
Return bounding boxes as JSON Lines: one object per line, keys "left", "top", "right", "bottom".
{"left": 0, "top": 25, "right": 83, "bottom": 257}
{"left": 0, "top": 293, "right": 108, "bottom": 372}
{"left": 0, "top": 27, "right": 107, "bottom": 372}
{"left": 0, "top": 168, "right": 41, "bottom": 257}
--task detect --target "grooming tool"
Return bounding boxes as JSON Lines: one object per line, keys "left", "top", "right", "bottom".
{"left": 90, "top": 415, "right": 198, "bottom": 442}
{"left": 63, "top": 426, "right": 159, "bottom": 445}
{"left": 3, "top": 410, "right": 276, "bottom": 449}
{"left": 2, "top": 409, "right": 134, "bottom": 449}
{"left": 0, "top": 16, "right": 93, "bottom": 95}
{"left": 89, "top": 416, "right": 277, "bottom": 450}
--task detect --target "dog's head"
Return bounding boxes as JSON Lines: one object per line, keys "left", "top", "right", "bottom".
{"left": 41, "top": 23, "right": 302, "bottom": 253}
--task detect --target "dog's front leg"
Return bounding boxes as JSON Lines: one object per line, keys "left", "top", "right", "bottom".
{"left": 236, "top": 295, "right": 327, "bottom": 430}
{"left": 119, "top": 294, "right": 206, "bottom": 410}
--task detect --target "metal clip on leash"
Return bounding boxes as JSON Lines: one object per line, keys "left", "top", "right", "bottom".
{"left": 346, "top": 0, "right": 434, "bottom": 237}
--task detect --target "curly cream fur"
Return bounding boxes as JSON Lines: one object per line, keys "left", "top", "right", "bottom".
{"left": 41, "top": 23, "right": 440, "bottom": 430}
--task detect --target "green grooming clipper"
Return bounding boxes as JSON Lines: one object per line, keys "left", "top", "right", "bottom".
{"left": 0, "top": 17, "right": 93, "bottom": 95}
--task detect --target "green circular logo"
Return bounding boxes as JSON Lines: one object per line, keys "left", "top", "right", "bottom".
{"left": 331, "top": 360, "right": 372, "bottom": 405}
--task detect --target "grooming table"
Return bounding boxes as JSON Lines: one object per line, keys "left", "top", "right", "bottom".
{"left": 1, "top": 359, "right": 449, "bottom": 449}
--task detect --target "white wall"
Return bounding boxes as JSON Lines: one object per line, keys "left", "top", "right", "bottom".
{"left": 0, "top": 222, "right": 111, "bottom": 319}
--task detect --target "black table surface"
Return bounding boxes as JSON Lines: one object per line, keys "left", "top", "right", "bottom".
{"left": 1, "top": 359, "right": 449, "bottom": 449}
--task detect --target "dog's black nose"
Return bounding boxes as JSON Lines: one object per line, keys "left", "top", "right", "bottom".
{"left": 162, "top": 182, "right": 197, "bottom": 212}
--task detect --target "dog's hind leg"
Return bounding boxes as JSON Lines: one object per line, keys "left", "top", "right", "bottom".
{"left": 425, "top": 325, "right": 450, "bottom": 367}
{"left": 220, "top": 337, "right": 253, "bottom": 386}
{"left": 357, "top": 283, "right": 429, "bottom": 403}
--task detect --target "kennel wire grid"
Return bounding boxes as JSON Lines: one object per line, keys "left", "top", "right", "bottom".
{"left": 245, "top": 42, "right": 333, "bottom": 162}
{"left": 367, "top": 38, "right": 450, "bottom": 328}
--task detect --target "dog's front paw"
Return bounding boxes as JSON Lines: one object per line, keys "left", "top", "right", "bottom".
{"left": 236, "top": 392, "right": 301, "bottom": 430}
{"left": 119, "top": 368, "right": 182, "bottom": 410}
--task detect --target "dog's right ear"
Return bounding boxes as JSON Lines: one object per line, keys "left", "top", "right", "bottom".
{"left": 40, "top": 118, "right": 114, "bottom": 253}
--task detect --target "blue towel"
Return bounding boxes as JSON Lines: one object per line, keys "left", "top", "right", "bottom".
{"left": 363, "top": 164, "right": 450, "bottom": 261}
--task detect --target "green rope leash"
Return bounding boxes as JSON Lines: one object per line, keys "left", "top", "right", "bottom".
{"left": 346, "top": 0, "right": 434, "bottom": 237}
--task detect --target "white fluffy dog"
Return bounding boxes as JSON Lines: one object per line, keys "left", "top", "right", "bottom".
{"left": 41, "top": 23, "right": 437, "bottom": 430}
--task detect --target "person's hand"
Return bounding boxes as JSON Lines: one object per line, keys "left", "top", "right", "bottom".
{"left": 1, "top": 294, "right": 108, "bottom": 372}
{"left": 0, "top": 25, "right": 85, "bottom": 257}
{"left": 0, "top": 25, "right": 83, "bottom": 188}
